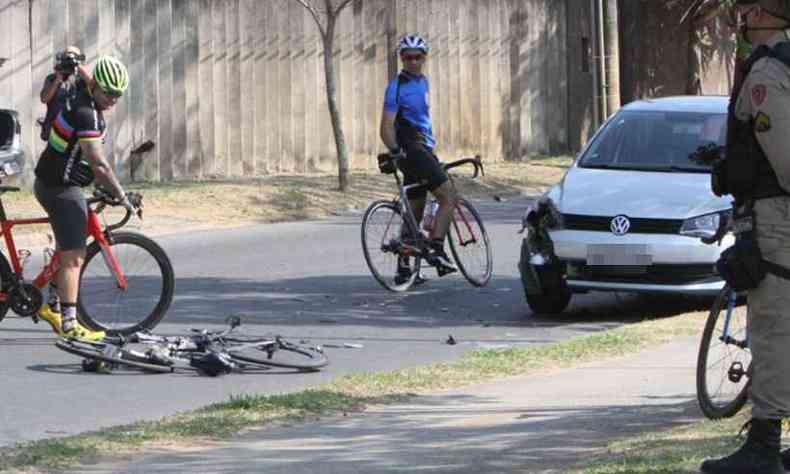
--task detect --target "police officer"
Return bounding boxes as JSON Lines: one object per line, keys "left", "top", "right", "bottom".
{"left": 701, "top": 1, "right": 790, "bottom": 473}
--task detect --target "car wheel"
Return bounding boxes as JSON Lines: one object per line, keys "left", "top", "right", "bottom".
{"left": 526, "top": 286, "right": 572, "bottom": 315}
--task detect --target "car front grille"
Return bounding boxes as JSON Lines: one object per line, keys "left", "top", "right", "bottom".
{"left": 562, "top": 214, "right": 684, "bottom": 234}
{"left": 569, "top": 263, "right": 717, "bottom": 285}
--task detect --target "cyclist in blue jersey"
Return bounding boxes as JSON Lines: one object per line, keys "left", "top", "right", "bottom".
{"left": 380, "top": 35, "right": 457, "bottom": 283}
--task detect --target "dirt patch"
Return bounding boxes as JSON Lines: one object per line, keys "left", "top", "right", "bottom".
{"left": 4, "top": 158, "right": 571, "bottom": 248}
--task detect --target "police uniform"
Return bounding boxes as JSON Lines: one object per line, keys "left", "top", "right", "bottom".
{"left": 734, "top": 29, "right": 790, "bottom": 421}
{"left": 700, "top": 18, "right": 790, "bottom": 471}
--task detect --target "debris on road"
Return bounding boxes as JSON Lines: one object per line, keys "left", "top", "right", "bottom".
{"left": 322, "top": 343, "right": 364, "bottom": 349}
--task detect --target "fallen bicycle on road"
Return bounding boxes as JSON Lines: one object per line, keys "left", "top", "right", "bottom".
{"left": 54, "top": 316, "right": 328, "bottom": 376}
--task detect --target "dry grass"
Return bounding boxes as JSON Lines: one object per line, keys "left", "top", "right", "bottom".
{"left": 4, "top": 158, "right": 572, "bottom": 248}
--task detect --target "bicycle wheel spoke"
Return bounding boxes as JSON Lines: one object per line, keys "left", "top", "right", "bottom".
{"left": 448, "top": 199, "right": 492, "bottom": 287}
{"left": 79, "top": 233, "right": 174, "bottom": 335}
{"left": 697, "top": 288, "right": 751, "bottom": 419}
{"left": 362, "top": 201, "right": 420, "bottom": 292}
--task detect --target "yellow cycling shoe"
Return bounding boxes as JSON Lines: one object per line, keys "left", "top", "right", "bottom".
{"left": 63, "top": 322, "right": 106, "bottom": 342}
{"left": 38, "top": 304, "right": 64, "bottom": 336}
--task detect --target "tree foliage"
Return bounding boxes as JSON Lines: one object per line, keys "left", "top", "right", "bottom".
{"left": 666, "top": 0, "right": 739, "bottom": 93}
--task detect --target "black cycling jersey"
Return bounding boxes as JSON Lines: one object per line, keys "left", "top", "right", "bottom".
{"left": 35, "top": 86, "right": 105, "bottom": 187}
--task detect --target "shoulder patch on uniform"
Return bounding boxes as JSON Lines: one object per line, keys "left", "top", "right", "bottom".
{"left": 755, "top": 111, "right": 772, "bottom": 133}
{"left": 752, "top": 84, "right": 767, "bottom": 106}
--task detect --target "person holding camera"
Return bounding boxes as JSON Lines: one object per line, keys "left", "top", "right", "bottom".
{"left": 700, "top": 1, "right": 790, "bottom": 473}
{"left": 39, "top": 46, "right": 91, "bottom": 142}
{"left": 34, "top": 55, "right": 135, "bottom": 341}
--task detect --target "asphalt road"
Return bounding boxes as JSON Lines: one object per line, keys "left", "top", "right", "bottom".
{"left": 0, "top": 197, "right": 703, "bottom": 447}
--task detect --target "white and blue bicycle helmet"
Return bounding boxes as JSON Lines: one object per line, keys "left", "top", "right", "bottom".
{"left": 398, "top": 35, "right": 429, "bottom": 54}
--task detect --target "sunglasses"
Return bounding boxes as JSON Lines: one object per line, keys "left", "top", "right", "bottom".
{"left": 99, "top": 87, "right": 123, "bottom": 99}
{"left": 401, "top": 53, "right": 425, "bottom": 62}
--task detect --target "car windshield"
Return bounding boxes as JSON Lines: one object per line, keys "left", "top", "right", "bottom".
{"left": 579, "top": 110, "right": 727, "bottom": 172}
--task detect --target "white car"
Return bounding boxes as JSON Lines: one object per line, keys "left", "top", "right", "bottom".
{"left": 0, "top": 60, "right": 25, "bottom": 179}
{"left": 0, "top": 108, "right": 25, "bottom": 178}
{"left": 518, "top": 96, "right": 732, "bottom": 314}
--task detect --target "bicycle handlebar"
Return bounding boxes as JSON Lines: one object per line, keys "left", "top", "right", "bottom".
{"left": 116, "top": 315, "right": 244, "bottom": 346}
{"left": 442, "top": 155, "right": 485, "bottom": 178}
{"left": 380, "top": 153, "right": 485, "bottom": 179}
{"left": 87, "top": 188, "right": 144, "bottom": 232}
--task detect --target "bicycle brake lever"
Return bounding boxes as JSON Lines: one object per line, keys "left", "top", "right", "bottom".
{"left": 474, "top": 155, "right": 484, "bottom": 178}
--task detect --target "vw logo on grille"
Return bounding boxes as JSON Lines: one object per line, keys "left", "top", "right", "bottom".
{"left": 610, "top": 215, "right": 631, "bottom": 236}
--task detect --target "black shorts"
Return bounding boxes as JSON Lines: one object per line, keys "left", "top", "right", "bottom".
{"left": 34, "top": 179, "right": 87, "bottom": 251}
{"left": 397, "top": 143, "right": 449, "bottom": 200}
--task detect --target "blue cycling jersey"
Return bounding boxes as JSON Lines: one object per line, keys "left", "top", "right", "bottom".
{"left": 383, "top": 71, "right": 436, "bottom": 150}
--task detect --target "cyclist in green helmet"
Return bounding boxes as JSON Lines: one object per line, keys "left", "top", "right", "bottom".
{"left": 34, "top": 55, "right": 135, "bottom": 341}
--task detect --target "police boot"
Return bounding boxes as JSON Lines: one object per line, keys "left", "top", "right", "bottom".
{"left": 781, "top": 447, "right": 790, "bottom": 471}
{"left": 700, "top": 418, "right": 784, "bottom": 474}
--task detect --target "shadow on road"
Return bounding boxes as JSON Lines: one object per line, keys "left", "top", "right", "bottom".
{"left": 162, "top": 273, "right": 710, "bottom": 331}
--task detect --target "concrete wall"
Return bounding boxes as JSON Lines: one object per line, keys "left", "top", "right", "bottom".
{"left": 619, "top": 0, "right": 734, "bottom": 104}
{"left": 0, "top": 0, "right": 662, "bottom": 184}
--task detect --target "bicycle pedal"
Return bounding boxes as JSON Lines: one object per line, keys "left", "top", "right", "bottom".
{"left": 436, "top": 265, "right": 458, "bottom": 277}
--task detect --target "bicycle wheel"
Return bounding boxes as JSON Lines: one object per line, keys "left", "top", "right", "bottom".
{"left": 447, "top": 198, "right": 492, "bottom": 287}
{"left": 78, "top": 232, "right": 175, "bottom": 335}
{"left": 696, "top": 286, "right": 751, "bottom": 419}
{"left": 226, "top": 338, "right": 328, "bottom": 371}
{"left": 361, "top": 200, "right": 422, "bottom": 292}
{"left": 55, "top": 338, "right": 173, "bottom": 373}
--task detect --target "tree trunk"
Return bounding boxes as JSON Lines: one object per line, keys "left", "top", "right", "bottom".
{"left": 323, "top": 20, "right": 351, "bottom": 192}
{"left": 686, "top": 24, "right": 702, "bottom": 94}
{"left": 602, "top": 0, "right": 621, "bottom": 116}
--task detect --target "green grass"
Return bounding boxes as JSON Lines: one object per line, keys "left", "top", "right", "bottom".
{"left": 575, "top": 413, "right": 750, "bottom": 473}
{"left": 0, "top": 309, "right": 705, "bottom": 473}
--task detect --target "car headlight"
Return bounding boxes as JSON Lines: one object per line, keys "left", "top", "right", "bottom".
{"left": 680, "top": 212, "right": 723, "bottom": 239}
{"left": 520, "top": 201, "right": 539, "bottom": 231}
{"left": 520, "top": 198, "right": 564, "bottom": 232}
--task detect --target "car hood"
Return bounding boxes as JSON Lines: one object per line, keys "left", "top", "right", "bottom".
{"left": 547, "top": 166, "right": 729, "bottom": 219}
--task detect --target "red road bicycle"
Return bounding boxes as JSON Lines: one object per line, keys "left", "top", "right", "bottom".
{"left": 0, "top": 185, "right": 174, "bottom": 335}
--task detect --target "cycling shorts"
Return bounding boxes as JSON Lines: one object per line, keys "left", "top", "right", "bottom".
{"left": 34, "top": 179, "right": 87, "bottom": 251}
{"left": 397, "top": 143, "right": 449, "bottom": 200}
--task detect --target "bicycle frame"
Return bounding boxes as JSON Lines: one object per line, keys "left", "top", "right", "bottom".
{"left": 0, "top": 198, "right": 127, "bottom": 305}
{"left": 720, "top": 288, "right": 749, "bottom": 349}
{"left": 385, "top": 159, "right": 481, "bottom": 254}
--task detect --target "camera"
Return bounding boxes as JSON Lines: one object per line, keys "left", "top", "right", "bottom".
{"left": 54, "top": 51, "right": 85, "bottom": 75}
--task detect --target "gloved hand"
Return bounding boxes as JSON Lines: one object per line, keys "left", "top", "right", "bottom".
{"left": 123, "top": 192, "right": 144, "bottom": 218}
{"left": 119, "top": 194, "right": 135, "bottom": 213}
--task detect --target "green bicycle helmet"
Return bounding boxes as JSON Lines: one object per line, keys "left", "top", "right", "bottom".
{"left": 93, "top": 55, "right": 129, "bottom": 96}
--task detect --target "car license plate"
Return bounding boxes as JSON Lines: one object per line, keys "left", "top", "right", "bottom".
{"left": 586, "top": 244, "right": 652, "bottom": 266}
